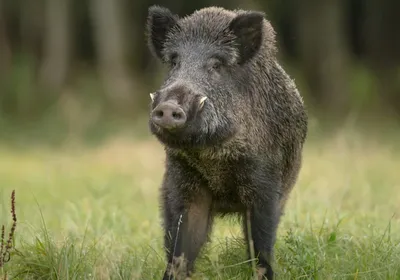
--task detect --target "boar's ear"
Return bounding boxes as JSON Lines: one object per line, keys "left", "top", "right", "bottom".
{"left": 146, "top": 5, "right": 179, "bottom": 60}
{"left": 229, "top": 11, "right": 265, "bottom": 64}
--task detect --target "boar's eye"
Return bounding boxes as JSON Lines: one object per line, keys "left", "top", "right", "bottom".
{"left": 208, "top": 57, "right": 224, "bottom": 73}
{"left": 212, "top": 61, "right": 222, "bottom": 70}
{"left": 168, "top": 53, "right": 179, "bottom": 68}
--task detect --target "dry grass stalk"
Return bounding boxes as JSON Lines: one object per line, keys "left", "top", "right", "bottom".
{"left": 0, "top": 190, "right": 17, "bottom": 280}
{"left": 246, "top": 209, "right": 258, "bottom": 280}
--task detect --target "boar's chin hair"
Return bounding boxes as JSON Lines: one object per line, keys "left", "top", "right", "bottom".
{"left": 150, "top": 114, "right": 237, "bottom": 150}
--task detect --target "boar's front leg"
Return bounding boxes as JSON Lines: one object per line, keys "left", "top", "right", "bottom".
{"left": 243, "top": 199, "right": 280, "bottom": 280}
{"left": 240, "top": 164, "right": 282, "bottom": 280}
{"left": 161, "top": 171, "right": 213, "bottom": 280}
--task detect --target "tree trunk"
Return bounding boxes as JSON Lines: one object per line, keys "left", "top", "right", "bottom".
{"left": 19, "top": 0, "right": 44, "bottom": 62}
{"left": 39, "top": 0, "right": 71, "bottom": 90}
{"left": 0, "top": 0, "right": 12, "bottom": 80}
{"left": 89, "top": 0, "right": 135, "bottom": 108}
{"left": 364, "top": 0, "right": 400, "bottom": 116}
{"left": 297, "top": 0, "right": 350, "bottom": 118}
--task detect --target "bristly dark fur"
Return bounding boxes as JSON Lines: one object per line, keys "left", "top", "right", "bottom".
{"left": 146, "top": 5, "right": 308, "bottom": 280}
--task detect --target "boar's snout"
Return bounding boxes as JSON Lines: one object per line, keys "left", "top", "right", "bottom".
{"left": 151, "top": 102, "right": 187, "bottom": 130}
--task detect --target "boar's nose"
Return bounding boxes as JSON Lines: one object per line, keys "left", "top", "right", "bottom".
{"left": 151, "top": 102, "right": 187, "bottom": 130}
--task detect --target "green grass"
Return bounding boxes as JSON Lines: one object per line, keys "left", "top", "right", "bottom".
{"left": 1, "top": 129, "right": 400, "bottom": 279}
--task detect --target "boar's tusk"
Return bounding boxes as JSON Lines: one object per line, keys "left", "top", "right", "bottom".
{"left": 199, "top": 96, "right": 208, "bottom": 110}
{"left": 150, "top": 93, "right": 155, "bottom": 101}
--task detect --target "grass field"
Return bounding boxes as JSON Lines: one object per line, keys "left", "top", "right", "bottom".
{"left": 1, "top": 127, "right": 400, "bottom": 279}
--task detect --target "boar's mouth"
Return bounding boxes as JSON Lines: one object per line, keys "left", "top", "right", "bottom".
{"left": 149, "top": 115, "right": 237, "bottom": 150}
{"left": 149, "top": 114, "right": 204, "bottom": 148}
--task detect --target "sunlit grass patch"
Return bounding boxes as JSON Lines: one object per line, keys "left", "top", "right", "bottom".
{"left": 1, "top": 130, "right": 400, "bottom": 279}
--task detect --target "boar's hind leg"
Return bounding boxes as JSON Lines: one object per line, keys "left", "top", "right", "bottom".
{"left": 242, "top": 195, "right": 281, "bottom": 280}
{"left": 162, "top": 189, "right": 213, "bottom": 280}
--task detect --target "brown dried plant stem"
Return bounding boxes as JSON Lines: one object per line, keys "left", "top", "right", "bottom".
{"left": 0, "top": 225, "right": 4, "bottom": 268}
{"left": 0, "top": 190, "right": 17, "bottom": 276}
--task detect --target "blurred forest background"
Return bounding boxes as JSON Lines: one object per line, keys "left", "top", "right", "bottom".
{"left": 0, "top": 0, "right": 399, "bottom": 145}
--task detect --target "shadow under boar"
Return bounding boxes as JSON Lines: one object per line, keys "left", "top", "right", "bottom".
{"left": 145, "top": 5, "right": 308, "bottom": 280}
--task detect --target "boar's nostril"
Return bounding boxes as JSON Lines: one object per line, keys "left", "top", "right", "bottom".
{"left": 172, "top": 111, "right": 182, "bottom": 119}
{"left": 151, "top": 102, "right": 187, "bottom": 130}
{"left": 155, "top": 110, "right": 164, "bottom": 118}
